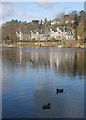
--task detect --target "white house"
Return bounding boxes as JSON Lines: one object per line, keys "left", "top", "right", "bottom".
{"left": 16, "top": 29, "right": 31, "bottom": 41}
{"left": 16, "top": 26, "right": 74, "bottom": 41}
{"left": 16, "top": 30, "right": 23, "bottom": 40}
{"left": 51, "top": 20, "right": 60, "bottom": 25}
{"left": 30, "top": 31, "right": 39, "bottom": 40}
{"left": 30, "top": 30, "right": 50, "bottom": 41}
{"left": 50, "top": 27, "right": 74, "bottom": 40}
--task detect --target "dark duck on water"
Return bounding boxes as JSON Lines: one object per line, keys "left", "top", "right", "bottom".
{"left": 56, "top": 88, "right": 63, "bottom": 94}
{"left": 30, "top": 59, "right": 34, "bottom": 63}
{"left": 42, "top": 103, "right": 50, "bottom": 109}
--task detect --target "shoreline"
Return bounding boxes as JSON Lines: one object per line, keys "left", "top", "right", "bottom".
{"left": 1, "top": 44, "right": 85, "bottom": 48}
{"left": 1, "top": 40, "right": 85, "bottom": 48}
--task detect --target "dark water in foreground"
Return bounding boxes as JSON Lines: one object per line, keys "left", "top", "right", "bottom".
{"left": 2, "top": 47, "right": 85, "bottom": 118}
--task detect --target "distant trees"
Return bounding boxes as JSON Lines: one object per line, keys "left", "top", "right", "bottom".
{"left": 73, "top": 13, "right": 79, "bottom": 40}
{"left": 44, "top": 18, "right": 47, "bottom": 25}
{"left": 1, "top": 19, "right": 44, "bottom": 44}
{"left": 84, "top": 13, "right": 86, "bottom": 41}
{"left": 56, "top": 12, "right": 65, "bottom": 26}
{"left": 2, "top": 19, "right": 21, "bottom": 44}
{"left": 32, "top": 20, "right": 39, "bottom": 24}
{"left": 40, "top": 20, "right": 43, "bottom": 25}
{"left": 55, "top": 10, "right": 86, "bottom": 41}
{"left": 44, "top": 18, "right": 51, "bottom": 29}
{"left": 1, "top": 10, "right": 86, "bottom": 44}
{"left": 77, "top": 10, "right": 85, "bottom": 41}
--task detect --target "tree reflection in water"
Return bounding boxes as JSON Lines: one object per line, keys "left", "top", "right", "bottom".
{"left": 2, "top": 47, "right": 85, "bottom": 77}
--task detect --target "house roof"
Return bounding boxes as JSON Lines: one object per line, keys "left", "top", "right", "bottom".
{"left": 65, "top": 27, "right": 73, "bottom": 32}
{"left": 59, "top": 27, "right": 64, "bottom": 32}
{"left": 51, "top": 28, "right": 57, "bottom": 32}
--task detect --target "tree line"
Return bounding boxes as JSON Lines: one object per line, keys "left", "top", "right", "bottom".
{"left": 1, "top": 10, "right": 86, "bottom": 44}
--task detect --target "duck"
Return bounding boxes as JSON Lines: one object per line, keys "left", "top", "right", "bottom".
{"left": 42, "top": 103, "right": 50, "bottom": 109}
{"left": 30, "top": 59, "right": 32, "bottom": 61}
{"left": 56, "top": 88, "right": 63, "bottom": 94}
{"left": 30, "top": 59, "right": 34, "bottom": 63}
{"left": 10, "top": 58, "right": 12, "bottom": 61}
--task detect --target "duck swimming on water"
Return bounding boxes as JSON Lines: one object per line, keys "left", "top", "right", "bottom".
{"left": 10, "top": 58, "right": 12, "bottom": 61}
{"left": 30, "top": 59, "right": 32, "bottom": 61}
{"left": 30, "top": 59, "right": 34, "bottom": 63}
{"left": 56, "top": 88, "right": 63, "bottom": 94}
{"left": 42, "top": 103, "right": 50, "bottom": 109}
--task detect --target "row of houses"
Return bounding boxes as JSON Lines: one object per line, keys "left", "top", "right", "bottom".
{"left": 16, "top": 26, "right": 75, "bottom": 41}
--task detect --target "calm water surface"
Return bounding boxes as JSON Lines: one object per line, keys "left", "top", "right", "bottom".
{"left": 2, "top": 47, "right": 85, "bottom": 118}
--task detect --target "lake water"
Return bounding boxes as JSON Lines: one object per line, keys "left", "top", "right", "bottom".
{"left": 2, "top": 47, "right": 85, "bottom": 118}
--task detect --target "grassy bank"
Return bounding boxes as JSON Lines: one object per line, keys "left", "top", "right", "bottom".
{"left": 1, "top": 40, "right": 86, "bottom": 48}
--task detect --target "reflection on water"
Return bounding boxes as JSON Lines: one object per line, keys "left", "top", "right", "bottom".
{"left": 2, "top": 47, "right": 85, "bottom": 118}
{"left": 2, "top": 47, "right": 85, "bottom": 76}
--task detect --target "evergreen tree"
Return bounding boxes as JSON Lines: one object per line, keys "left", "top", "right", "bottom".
{"left": 73, "top": 14, "right": 79, "bottom": 40}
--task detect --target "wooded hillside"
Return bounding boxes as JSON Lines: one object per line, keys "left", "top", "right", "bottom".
{"left": 1, "top": 10, "right": 86, "bottom": 44}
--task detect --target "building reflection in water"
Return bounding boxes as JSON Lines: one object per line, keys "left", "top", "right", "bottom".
{"left": 2, "top": 48, "right": 85, "bottom": 77}
{"left": 19, "top": 47, "right": 22, "bottom": 64}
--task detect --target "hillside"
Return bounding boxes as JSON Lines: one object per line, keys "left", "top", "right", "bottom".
{"left": 1, "top": 10, "right": 86, "bottom": 44}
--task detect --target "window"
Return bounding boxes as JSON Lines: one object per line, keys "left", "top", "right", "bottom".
{"left": 58, "top": 32, "right": 60, "bottom": 34}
